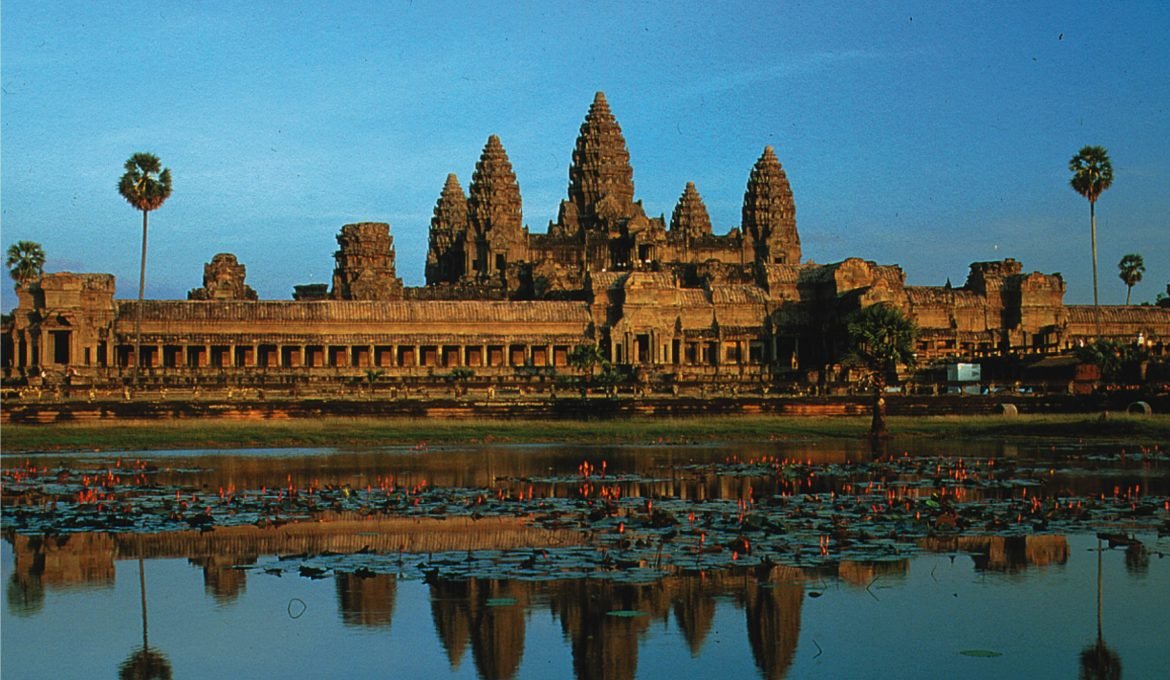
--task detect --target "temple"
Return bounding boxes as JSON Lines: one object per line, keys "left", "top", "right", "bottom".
{"left": 4, "top": 92, "right": 1169, "bottom": 390}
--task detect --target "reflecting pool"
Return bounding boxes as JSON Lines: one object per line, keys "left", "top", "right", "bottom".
{"left": 3, "top": 438, "right": 1168, "bottom": 678}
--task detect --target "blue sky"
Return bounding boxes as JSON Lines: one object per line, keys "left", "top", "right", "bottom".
{"left": 3, "top": 1, "right": 1168, "bottom": 311}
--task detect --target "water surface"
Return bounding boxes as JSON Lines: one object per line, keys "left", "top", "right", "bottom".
{"left": 3, "top": 439, "right": 1168, "bottom": 678}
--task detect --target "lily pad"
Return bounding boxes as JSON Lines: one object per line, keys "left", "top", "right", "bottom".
{"left": 959, "top": 649, "right": 1003, "bottom": 658}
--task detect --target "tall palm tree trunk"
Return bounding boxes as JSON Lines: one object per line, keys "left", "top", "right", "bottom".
{"left": 133, "top": 210, "right": 148, "bottom": 388}
{"left": 1090, "top": 200, "right": 1101, "bottom": 339}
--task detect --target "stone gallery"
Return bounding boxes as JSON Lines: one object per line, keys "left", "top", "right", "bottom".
{"left": 4, "top": 93, "right": 1168, "bottom": 388}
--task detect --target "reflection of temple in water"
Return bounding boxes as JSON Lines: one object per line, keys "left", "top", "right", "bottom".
{"left": 740, "top": 566, "right": 804, "bottom": 680}
{"left": 4, "top": 518, "right": 1081, "bottom": 680}
{"left": 337, "top": 572, "right": 397, "bottom": 628}
{"left": 919, "top": 535, "right": 1069, "bottom": 573}
{"left": 429, "top": 578, "right": 528, "bottom": 680}
{"left": 117, "top": 442, "right": 878, "bottom": 507}
{"left": 188, "top": 553, "right": 254, "bottom": 604}
{"left": 553, "top": 580, "right": 658, "bottom": 680}
{"left": 5, "top": 533, "right": 115, "bottom": 615}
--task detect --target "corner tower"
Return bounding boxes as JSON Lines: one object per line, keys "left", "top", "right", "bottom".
{"left": 425, "top": 173, "right": 469, "bottom": 285}
{"left": 465, "top": 135, "right": 525, "bottom": 282}
{"left": 742, "top": 146, "right": 800, "bottom": 265}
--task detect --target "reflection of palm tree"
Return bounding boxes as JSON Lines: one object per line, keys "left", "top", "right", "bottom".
{"left": 1079, "top": 538, "right": 1121, "bottom": 680}
{"left": 119, "top": 558, "right": 172, "bottom": 680}
{"left": 5, "top": 570, "right": 45, "bottom": 617}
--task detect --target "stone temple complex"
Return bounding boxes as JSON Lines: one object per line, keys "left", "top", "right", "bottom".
{"left": 4, "top": 92, "right": 1169, "bottom": 390}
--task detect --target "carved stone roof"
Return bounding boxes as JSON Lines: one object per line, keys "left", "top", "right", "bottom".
{"left": 468, "top": 135, "right": 523, "bottom": 240}
{"left": 669, "top": 182, "right": 713, "bottom": 241}
{"left": 762, "top": 263, "right": 811, "bottom": 285}
{"left": 904, "top": 286, "right": 984, "bottom": 307}
{"left": 622, "top": 271, "right": 676, "bottom": 290}
{"left": 121, "top": 300, "right": 590, "bottom": 325}
{"left": 567, "top": 92, "right": 635, "bottom": 229}
{"left": 1067, "top": 305, "right": 1170, "bottom": 326}
{"left": 742, "top": 146, "right": 800, "bottom": 264}
{"left": 587, "top": 271, "right": 629, "bottom": 291}
{"left": 711, "top": 285, "right": 767, "bottom": 306}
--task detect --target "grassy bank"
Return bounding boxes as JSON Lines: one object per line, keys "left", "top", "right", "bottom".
{"left": 2, "top": 414, "right": 1168, "bottom": 453}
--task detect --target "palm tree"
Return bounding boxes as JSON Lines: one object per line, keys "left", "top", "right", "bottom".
{"left": 6, "top": 240, "right": 46, "bottom": 287}
{"left": 1117, "top": 253, "right": 1144, "bottom": 305}
{"left": 118, "top": 153, "right": 173, "bottom": 387}
{"left": 846, "top": 303, "right": 917, "bottom": 440}
{"left": 1069, "top": 146, "right": 1113, "bottom": 337}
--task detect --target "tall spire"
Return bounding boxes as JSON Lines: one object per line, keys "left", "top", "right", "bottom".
{"left": 742, "top": 146, "right": 800, "bottom": 264}
{"left": 468, "top": 135, "right": 522, "bottom": 239}
{"left": 670, "top": 182, "right": 713, "bottom": 242}
{"left": 567, "top": 92, "right": 635, "bottom": 230}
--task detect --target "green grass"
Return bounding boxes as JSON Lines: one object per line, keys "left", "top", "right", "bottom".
{"left": 2, "top": 413, "right": 1167, "bottom": 453}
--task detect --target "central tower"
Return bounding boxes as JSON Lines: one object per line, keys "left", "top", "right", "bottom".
{"left": 560, "top": 92, "right": 638, "bottom": 235}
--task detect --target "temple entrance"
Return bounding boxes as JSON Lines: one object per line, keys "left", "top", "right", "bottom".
{"left": 51, "top": 330, "right": 71, "bottom": 365}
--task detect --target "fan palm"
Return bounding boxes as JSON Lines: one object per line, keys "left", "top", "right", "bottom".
{"left": 1117, "top": 253, "right": 1144, "bottom": 305}
{"left": 846, "top": 303, "right": 917, "bottom": 440}
{"left": 1069, "top": 146, "right": 1113, "bottom": 336}
{"left": 5, "top": 240, "right": 46, "bottom": 286}
{"left": 118, "top": 153, "right": 172, "bottom": 386}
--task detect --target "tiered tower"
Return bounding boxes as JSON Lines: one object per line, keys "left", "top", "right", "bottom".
{"left": 425, "top": 173, "right": 469, "bottom": 285}
{"left": 742, "top": 146, "right": 800, "bottom": 265}
{"left": 465, "top": 135, "right": 525, "bottom": 282}
{"left": 560, "top": 92, "right": 637, "bottom": 234}
{"left": 330, "top": 222, "right": 404, "bottom": 300}
{"left": 669, "top": 182, "right": 713, "bottom": 244}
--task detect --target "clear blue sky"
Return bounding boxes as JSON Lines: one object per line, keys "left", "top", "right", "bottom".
{"left": 3, "top": 1, "right": 1168, "bottom": 311}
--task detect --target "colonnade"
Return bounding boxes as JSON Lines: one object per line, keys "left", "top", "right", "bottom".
{"left": 112, "top": 340, "right": 581, "bottom": 371}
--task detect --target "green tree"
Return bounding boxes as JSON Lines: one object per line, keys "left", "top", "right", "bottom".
{"left": 1075, "top": 339, "right": 1147, "bottom": 385}
{"left": 118, "top": 153, "right": 173, "bottom": 386}
{"left": 1069, "top": 145, "right": 1113, "bottom": 336}
{"left": 1117, "top": 253, "right": 1144, "bottom": 305}
{"left": 568, "top": 343, "right": 607, "bottom": 396}
{"left": 846, "top": 303, "right": 918, "bottom": 439}
{"left": 5, "top": 241, "right": 45, "bottom": 287}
